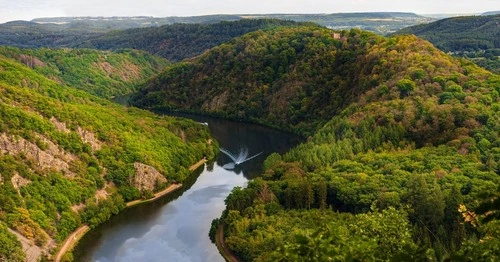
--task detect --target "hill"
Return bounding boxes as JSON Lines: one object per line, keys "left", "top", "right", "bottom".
{"left": 0, "top": 50, "right": 216, "bottom": 261}
{"left": 0, "top": 20, "right": 104, "bottom": 48}
{"left": 31, "top": 15, "right": 242, "bottom": 29}
{"left": 75, "top": 19, "right": 312, "bottom": 62}
{"left": 130, "top": 26, "right": 499, "bottom": 260}
{"left": 395, "top": 15, "right": 500, "bottom": 52}
{"left": 0, "top": 47, "right": 168, "bottom": 98}
{"left": 246, "top": 12, "right": 434, "bottom": 35}
{"left": 133, "top": 25, "right": 494, "bottom": 136}
{"left": 394, "top": 15, "right": 500, "bottom": 73}
{"left": 0, "top": 14, "right": 433, "bottom": 58}
{"left": 482, "top": 11, "right": 500, "bottom": 16}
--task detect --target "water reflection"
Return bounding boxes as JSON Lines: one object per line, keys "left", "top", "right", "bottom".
{"left": 75, "top": 107, "right": 302, "bottom": 261}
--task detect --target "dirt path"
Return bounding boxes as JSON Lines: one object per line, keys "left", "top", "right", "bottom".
{"left": 55, "top": 225, "right": 90, "bottom": 262}
{"left": 216, "top": 225, "right": 240, "bottom": 262}
{"left": 126, "top": 183, "right": 183, "bottom": 208}
{"left": 54, "top": 157, "right": 205, "bottom": 260}
{"left": 189, "top": 157, "right": 207, "bottom": 171}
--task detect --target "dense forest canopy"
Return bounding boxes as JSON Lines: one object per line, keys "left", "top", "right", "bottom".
{"left": 0, "top": 14, "right": 498, "bottom": 261}
{"left": 0, "top": 13, "right": 433, "bottom": 51}
{"left": 394, "top": 14, "right": 500, "bottom": 73}
{"left": 0, "top": 50, "right": 216, "bottom": 260}
{"left": 130, "top": 26, "right": 499, "bottom": 260}
{"left": 74, "top": 19, "right": 315, "bottom": 62}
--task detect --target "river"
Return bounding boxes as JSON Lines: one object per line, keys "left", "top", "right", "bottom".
{"left": 74, "top": 104, "right": 301, "bottom": 261}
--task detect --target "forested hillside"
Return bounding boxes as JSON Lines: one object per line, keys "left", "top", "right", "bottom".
{"left": 133, "top": 26, "right": 497, "bottom": 136}
{"left": 130, "top": 26, "right": 499, "bottom": 260}
{"left": 0, "top": 52, "right": 216, "bottom": 261}
{"left": 75, "top": 19, "right": 314, "bottom": 62}
{"left": 0, "top": 14, "right": 432, "bottom": 52}
{"left": 0, "top": 21, "right": 104, "bottom": 48}
{"left": 0, "top": 47, "right": 168, "bottom": 98}
{"left": 395, "top": 15, "right": 500, "bottom": 51}
{"left": 394, "top": 15, "right": 500, "bottom": 73}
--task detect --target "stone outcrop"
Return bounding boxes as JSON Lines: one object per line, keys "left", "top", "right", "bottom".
{"left": 11, "top": 173, "right": 31, "bottom": 190}
{"left": 49, "top": 117, "right": 70, "bottom": 133}
{"left": 133, "top": 162, "right": 167, "bottom": 192}
{"left": 202, "top": 90, "right": 229, "bottom": 111}
{"left": 50, "top": 117, "right": 103, "bottom": 151}
{"left": 0, "top": 133, "right": 75, "bottom": 175}
{"left": 76, "top": 127, "right": 102, "bottom": 151}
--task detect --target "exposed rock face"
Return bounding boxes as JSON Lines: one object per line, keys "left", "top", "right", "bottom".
{"left": 76, "top": 127, "right": 102, "bottom": 151}
{"left": 49, "top": 117, "right": 70, "bottom": 133}
{"left": 8, "top": 228, "right": 55, "bottom": 262}
{"left": 8, "top": 228, "right": 43, "bottom": 262}
{"left": 18, "top": 54, "right": 45, "bottom": 68}
{"left": 11, "top": 173, "right": 31, "bottom": 190}
{"left": 0, "top": 133, "right": 75, "bottom": 175}
{"left": 202, "top": 90, "right": 229, "bottom": 111}
{"left": 50, "top": 117, "right": 103, "bottom": 151}
{"left": 133, "top": 162, "right": 167, "bottom": 192}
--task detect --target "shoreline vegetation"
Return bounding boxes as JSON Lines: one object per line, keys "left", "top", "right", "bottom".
{"left": 53, "top": 157, "right": 208, "bottom": 261}
{"left": 216, "top": 225, "right": 240, "bottom": 262}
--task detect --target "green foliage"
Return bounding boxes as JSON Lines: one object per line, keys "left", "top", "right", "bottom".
{"left": 394, "top": 15, "right": 500, "bottom": 73}
{"left": 271, "top": 208, "right": 415, "bottom": 261}
{"left": 209, "top": 218, "right": 219, "bottom": 243}
{"left": 0, "top": 49, "right": 216, "bottom": 250}
{"left": 395, "top": 15, "right": 500, "bottom": 52}
{"left": 77, "top": 19, "right": 314, "bottom": 62}
{"left": 188, "top": 26, "right": 500, "bottom": 261}
{"left": 0, "top": 222, "right": 25, "bottom": 262}
{"left": 133, "top": 27, "right": 497, "bottom": 138}
{"left": 396, "top": 79, "right": 416, "bottom": 97}
{"left": 0, "top": 47, "right": 168, "bottom": 98}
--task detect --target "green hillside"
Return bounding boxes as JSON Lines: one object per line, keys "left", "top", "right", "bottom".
{"left": 0, "top": 52, "right": 216, "bottom": 261}
{"left": 395, "top": 15, "right": 500, "bottom": 51}
{"left": 0, "top": 14, "right": 432, "bottom": 53}
{"left": 131, "top": 26, "right": 499, "bottom": 260}
{"left": 394, "top": 15, "right": 500, "bottom": 73}
{"left": 75, "top": 19, "right": 314, "bottom": 62}
{"left": 132, "top": 26, "right": 497, "bottom": 136}
{"left": 0, "top": 47, "right": 168, "bottom": 98}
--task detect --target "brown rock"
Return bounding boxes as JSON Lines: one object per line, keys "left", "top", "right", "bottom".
{"left": 76, "top": 127, "right": 102, "bottom": 151}
{"left": 133, "top": 162, "right": 167, "bottom": 192}
{"left": 0, "top": 133, "right": 75, "bottom": 175}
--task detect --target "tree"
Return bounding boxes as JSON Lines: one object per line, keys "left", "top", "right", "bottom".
{"left": 396, "top": 79, "right": 416, "bottom": 97}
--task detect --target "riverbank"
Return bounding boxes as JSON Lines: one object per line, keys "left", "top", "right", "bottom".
{"left": 54, "top": 158, "right": 207, "bottom": 261}
{"left": 55, "top": 225, "right": 90, "bottom": 262}
{"left": 189, "top": 157, "right": 207, "bottom": 171}
{"left": 216, "top": 224, "right": 240, "bottom": 262}
{"left": 126, "top": 183, "right": 183, "bottom": 208}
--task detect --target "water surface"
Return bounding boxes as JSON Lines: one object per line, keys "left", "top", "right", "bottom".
{"left": 75, "top": 108, "right": 301, "bottom": 261}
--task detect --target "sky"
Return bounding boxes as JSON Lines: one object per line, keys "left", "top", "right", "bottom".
{"left": 1, "top": 0, "right": 498, "bottom": 23}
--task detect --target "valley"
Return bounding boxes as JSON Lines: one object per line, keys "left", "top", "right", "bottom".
{"left": 0, "top": 7, "right": 498, "bottom": 262}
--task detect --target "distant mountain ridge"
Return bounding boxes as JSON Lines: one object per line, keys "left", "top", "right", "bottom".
{"left": 0, "top": 13, "right": 434, "bottom": 53}
{"left": 393, "top": 14, "right": 500, "bottom": 73}
{"left": 482, "top": 11, "right": 500, "bottom": 16}
{"left": 394, "top": 14, "right": 500, "bottom": 52}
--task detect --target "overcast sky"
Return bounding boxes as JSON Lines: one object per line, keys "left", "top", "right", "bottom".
{"left": 1, "top": 0, "right": 498, "bottom": 23}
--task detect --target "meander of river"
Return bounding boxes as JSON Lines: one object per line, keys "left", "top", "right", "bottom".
{"left": 74, "top": 108, "right": 301, "bottom": 262}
